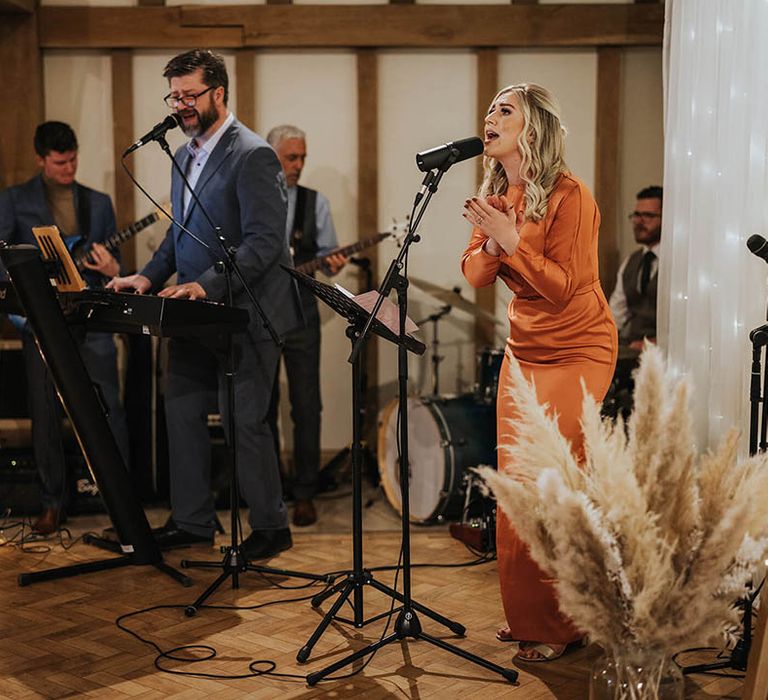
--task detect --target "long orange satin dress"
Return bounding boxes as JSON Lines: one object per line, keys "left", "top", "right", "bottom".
{"left": 461, "top": 173, "right": 617, "bottom": 645}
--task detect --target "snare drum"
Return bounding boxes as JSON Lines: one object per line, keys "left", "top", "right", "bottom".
{"left": 377, "top": 394, "right": 496, "bottom": 523}
{"left": 474, "top": 348, "right": 505, "bottom": 404}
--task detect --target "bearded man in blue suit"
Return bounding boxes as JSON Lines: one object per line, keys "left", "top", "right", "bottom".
{"left": 110, "top": 49, "right": 302, "bottom": 559}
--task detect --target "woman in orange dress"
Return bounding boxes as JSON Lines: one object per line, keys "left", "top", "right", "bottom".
{"left": 460, "top": 83, "right": 617, "bottom": 662}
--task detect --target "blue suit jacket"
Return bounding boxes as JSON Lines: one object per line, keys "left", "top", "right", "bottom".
{"left": 141, "top": 118, "right": 302, "bottom": 342}
{"left": 0, "top": 174, "right": 118, "bottom": 288}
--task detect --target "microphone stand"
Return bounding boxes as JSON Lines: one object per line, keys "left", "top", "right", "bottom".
{"left": 683, "top": 324, "right": 768, "bottom": 676}
{"left": 149, "top": 135, "right": 328, "bottom": 615}
{"left": 306, "top": 153, "right": 517, "bottom": 685}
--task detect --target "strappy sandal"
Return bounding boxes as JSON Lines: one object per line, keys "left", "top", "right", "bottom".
{"left": 514, "top": 642, "right": 567, "bottom": 663}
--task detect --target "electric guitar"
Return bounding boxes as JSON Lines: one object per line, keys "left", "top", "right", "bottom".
{"left": 294, "top": 220, "right": 408, "bottom": 275}
{"left": 7, "top": 205, "right": 172, "bottom": 334}
{"left": 70, "top": 204, "right": 171, "bottom": 272}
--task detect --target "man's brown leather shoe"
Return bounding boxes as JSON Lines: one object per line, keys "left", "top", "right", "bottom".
{"left": 32, "top": 507, "right": 62, "bottom": 535}
{"left": 292, "top": 498, "right": 317, "bottom": 527}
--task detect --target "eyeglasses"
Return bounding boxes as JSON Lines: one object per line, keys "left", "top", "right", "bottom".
{"left": 628, "top": 211, "right": 662, "bottom": 222}
{"left": 163, "top": 85, "right": 215, "bottom": 109}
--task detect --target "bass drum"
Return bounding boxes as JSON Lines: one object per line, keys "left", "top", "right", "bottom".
{"left": 378, "top": 394, "right": 496, "bottom": 523}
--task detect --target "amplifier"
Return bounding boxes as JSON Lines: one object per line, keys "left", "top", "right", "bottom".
{"left": 0, "top": 449, "right": 106, "bottom": 516}
{"left": 0, "top": 450, "right": 38, "bottom": 515}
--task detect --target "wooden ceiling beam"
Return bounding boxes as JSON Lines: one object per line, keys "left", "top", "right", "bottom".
{"left": 39, "top": 7, "right": 243, "bottom": 49}
{"left": 39, "top": 4, "right": 663, "bottom": 49}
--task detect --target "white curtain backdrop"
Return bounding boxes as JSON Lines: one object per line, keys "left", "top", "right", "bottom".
{"left": 659, "top": 0, "right": 768, "bottom": 451}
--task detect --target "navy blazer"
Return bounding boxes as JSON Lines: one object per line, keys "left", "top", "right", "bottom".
{"left": 141, "top": 118, "right": 302, "bottom": 343}
{"left": 0, "top": 174, "right": 118, "bottom": 288}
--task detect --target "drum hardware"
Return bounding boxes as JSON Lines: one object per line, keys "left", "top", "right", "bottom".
{"left": 474, "top": 347, "right": 505, "bottom": 405}
{"left": 601, "top": 345, "right": 640, "bottom": 421}
{"left": 449, "top": 470, "right": 496, "bottom": 554}
{"left": 409, "top": 275, "right": 502, "bottom": 325}
{"left": 416, "top": 304, "right": 452, "bottom": 396}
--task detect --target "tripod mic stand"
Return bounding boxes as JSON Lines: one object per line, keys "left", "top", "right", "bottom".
{"left": 683, "top": 323, "right": 768, "bottom": 675}
{"left": 140, "top": 137, "right": 329, "bottom": 616}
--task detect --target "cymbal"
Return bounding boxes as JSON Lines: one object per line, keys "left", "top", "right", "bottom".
{"left": 409, "top": 276, "right": 501, "bottom": 325}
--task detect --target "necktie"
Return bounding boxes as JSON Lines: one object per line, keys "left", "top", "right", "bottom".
{"left": 640, "top": 250, "right": 656, "bottom": 296}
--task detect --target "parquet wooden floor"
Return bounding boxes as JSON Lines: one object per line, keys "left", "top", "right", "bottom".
{"left": 0, "top": 489, "right": 746, "bottom": 699}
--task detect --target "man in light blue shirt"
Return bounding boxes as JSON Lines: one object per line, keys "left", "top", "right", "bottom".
{"left": 266, "top": 125, "right": 347, "bottom": 527}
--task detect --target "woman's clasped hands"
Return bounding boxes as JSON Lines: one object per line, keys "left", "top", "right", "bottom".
{"left": 463, "top": 194, "right": 524, "bottom": 257}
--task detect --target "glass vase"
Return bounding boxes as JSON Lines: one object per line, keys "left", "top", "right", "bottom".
{"left": 589, "top": 650, "right": 684, "bottom": 700}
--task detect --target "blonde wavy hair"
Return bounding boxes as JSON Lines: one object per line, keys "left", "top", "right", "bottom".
{"left": 479, "top": 83, "right": 568, "bottom": 221}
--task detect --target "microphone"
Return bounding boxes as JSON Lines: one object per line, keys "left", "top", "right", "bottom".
{"left": 123, "top": 114, "right": 180, "bottom": 156}
{"left": 416, "top": 137, "right": 484, "bottom": 172}
{"left": 747, "top": 234, "right": 768, "bottom": 263}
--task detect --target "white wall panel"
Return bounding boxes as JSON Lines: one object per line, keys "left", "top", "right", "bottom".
{"left": 619, "top": 47, "right": 664, "bottom": 263}
{"left": 43, "top": 52, "right": 115, "bottom": 199}
{"left": 498, "top": 49, "right": 597, "bottom": 191}
{"left": 379, "top": 50, "right": 479, "bottom": 405}
{"left": 257, "top": 50, "right": 358, "bottom": 452}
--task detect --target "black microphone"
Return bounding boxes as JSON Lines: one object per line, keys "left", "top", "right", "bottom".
{"left": 416, "top": 137, "right": 484, "bottom": 172}
{"left": 123, "top": 114, "right": 180, "bottom": 156}
{"left": 747, "top": 234, "right": 768, "bottom": 263}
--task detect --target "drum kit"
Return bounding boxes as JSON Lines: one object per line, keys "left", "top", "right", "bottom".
{"left": 377, "top": 277, "right": 505, "bottom": 525}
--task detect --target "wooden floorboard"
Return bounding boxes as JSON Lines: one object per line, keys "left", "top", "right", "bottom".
{"left": 0, "top": 487, "right": 745, "bottom": 698}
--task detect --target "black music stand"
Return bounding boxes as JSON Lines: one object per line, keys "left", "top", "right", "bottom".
{"left": 0, "top": 245, "right": 190, "bottom": 587}
{"left": 284, "top": 268, "right": 516, "bottom": 685}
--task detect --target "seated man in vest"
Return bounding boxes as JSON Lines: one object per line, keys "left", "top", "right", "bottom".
{"left": 606, "top": 185, "right": 662, "bottom": 416}
{"left": 0, "top": 121, "right": 130, "bottom": 534}
{"left": 265, "top": 124, "right": 347, "bottom": 527}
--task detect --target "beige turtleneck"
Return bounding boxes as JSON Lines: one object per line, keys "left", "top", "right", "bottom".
{"left": 43, "top": 177, "right": 78, "bottom": 239}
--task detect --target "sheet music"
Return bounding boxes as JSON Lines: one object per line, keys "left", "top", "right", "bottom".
{"left": 334, "top": 284, "right": 418, "bottom": 336}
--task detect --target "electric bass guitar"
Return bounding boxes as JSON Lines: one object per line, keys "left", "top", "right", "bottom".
{"left": 294, "top": 220, "right": 407, "bottom": 275}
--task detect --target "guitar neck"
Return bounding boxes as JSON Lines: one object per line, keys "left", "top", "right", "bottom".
{"left": 74, "top": 212, "right": 161, "bottom": 269}
{"left": 296, "top": 232, "right": 390, "bottom": 274}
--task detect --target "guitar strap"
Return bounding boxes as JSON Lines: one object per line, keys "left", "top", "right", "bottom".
{"left": 290, "top": 185, "right": 319, "bottom": 266}
{"left": 75, "top": 183, "right": 92, "bottom": 243}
